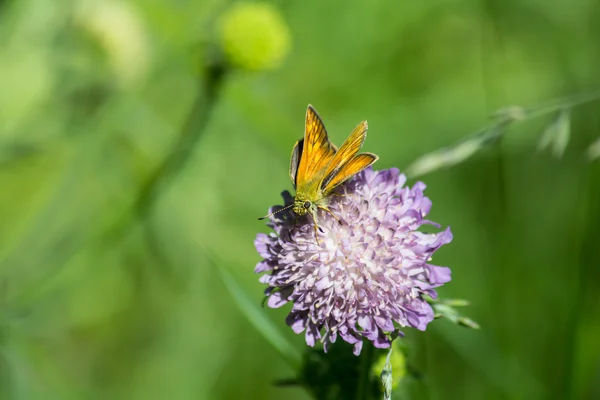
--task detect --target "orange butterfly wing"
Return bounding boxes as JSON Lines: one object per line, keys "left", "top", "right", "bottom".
{"left": 322, "top": 153, "right": 378, "bottom": 193}
{"left": 321, "top": 121, "right": 378, "bottom": 193}
{"left": 294, "top": 105, "right": 337, "bottom": 191}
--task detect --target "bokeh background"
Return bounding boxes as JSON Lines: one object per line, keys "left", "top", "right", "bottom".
{"left": 1, "top": 0, "right": 599, "bottom": 399}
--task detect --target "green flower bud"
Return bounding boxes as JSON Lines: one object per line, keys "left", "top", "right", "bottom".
{"left": 218, "top": 2, "right": 291, "bottom": 71}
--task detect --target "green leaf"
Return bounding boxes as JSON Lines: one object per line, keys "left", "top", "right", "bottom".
{"left": 430, "top": 300, "right": 479, "bottom": 330}
{"left": 405, "top": 125, "right": 506, "bottom": 178}
{"left": 405, "top": 137, "right": 484, "bottom": 178}
{"left": 490, "top": 105, "right": 527, "bottom": 122}
{"left": 457, "top": 317, "right": 481, "bottom": 330}
{"left": 441, "top": 298, "right": 471, "bottom": 307}
{"left": 586, "top": 137, "right": 600, "bottom": 161}
{"left": 537, "top": 109, "right": 571, "bottom": 158}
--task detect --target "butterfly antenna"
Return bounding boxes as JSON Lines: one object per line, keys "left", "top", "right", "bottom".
{"left": 258, "top": 204, "right": 294, "bottom": 220}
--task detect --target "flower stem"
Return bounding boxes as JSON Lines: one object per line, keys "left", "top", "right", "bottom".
{"left": 136, "top": 62, "right": 227, "bottom": 217}
{"left": 405, "top": 88, "right": 600, "bottom": 178}
{"left": 524, "top": 88, "right": 600, "bottom": 119}
{"left": 356, "top": 343, "right": 375, "bottom": 400}
{"left": 134, "top": 61, "right": 227, "bottom": 280}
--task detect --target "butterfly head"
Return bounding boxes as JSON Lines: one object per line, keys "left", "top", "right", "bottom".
{"left": 292, "top": 197, "right": 313, "bottom": 216}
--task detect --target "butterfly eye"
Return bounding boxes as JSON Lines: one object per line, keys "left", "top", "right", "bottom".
{"left": 303, "top": 201, "right": 311, "bottom": 209}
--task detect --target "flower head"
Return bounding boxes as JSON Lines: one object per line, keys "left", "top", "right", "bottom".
{"left": 255, "top": 168, "right": 452, "bottom": 355}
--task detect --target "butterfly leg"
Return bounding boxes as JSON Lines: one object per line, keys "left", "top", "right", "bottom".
{"left": 305, "top": 212, "right": 322, "bottom": 245}
{"left": 320, "top": 206, "right": 343, "bottom": 225}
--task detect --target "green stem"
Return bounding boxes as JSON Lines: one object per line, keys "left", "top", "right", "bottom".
{"left": 524, "top": 88, "right": 600, "bottom": 119}
{"left": 136, "top": 62, "right": 227, "bottom": 217}
{"left": 405, "top": 88, "right": 600, "bottom": 178}
{"left": 134, "top": 61, "right": 227, "bottom": 282}
{"left": 356, "top": 343, "right": 375, "bottom": 400}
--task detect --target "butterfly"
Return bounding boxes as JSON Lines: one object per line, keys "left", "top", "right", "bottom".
{"left": 260, "top": 105, "right": 378, "bottom": 241}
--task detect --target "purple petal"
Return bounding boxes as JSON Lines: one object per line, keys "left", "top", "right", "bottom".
{"left": 373, "top": 335, "right": 391, "bottom": 349}
{"left": 267, "top": 291, "right": 289, "bottom": 308}
{"left": 305, "top": 328, "right": 316, "bottom": 347}
{"left": 353, "top": 341, "right": 364, "bottom": 356}
{"left": 254, "top": 260, "right": 272, "bottom": 273}
{"left": 254, "top": 233, "right": 272, "bottom": 258}
{"left": 428, "top": 265, "right": 452, "bottom": 284}
{"left": 374, "top": 315, "right": 394, "bottom": 332}
{"left": 286, "top": 313, "right": 307, "bottom": 334}
{"left": 358, "top": 315, "right": 373, "bottom": 331}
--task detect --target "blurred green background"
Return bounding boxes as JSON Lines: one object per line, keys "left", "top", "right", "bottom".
{"left": 1, "top": 0, "right": 599, "bottom": 399}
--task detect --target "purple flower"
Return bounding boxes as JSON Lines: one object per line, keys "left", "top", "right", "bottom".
{"left": 255, "top": 168, "right": 452, "bottom": 355}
